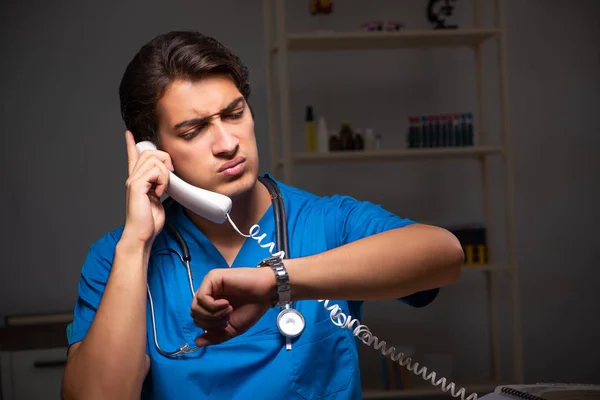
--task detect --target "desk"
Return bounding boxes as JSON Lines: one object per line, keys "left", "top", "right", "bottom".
{"left": 0, "top": 319, "right": 70, "bottom": 400}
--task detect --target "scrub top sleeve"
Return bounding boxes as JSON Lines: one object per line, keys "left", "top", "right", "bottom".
{"left": 66, "top": 229, "right": 121, "bottom": 349}
{"left": 331, "top": 195, "right": 416, "bottom": 245}
{"left": 330, "top": 195, "right": 439, "bottom": 308}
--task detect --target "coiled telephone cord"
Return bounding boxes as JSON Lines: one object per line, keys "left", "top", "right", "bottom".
{"left": 319, "top": 299, "right": 478, "bottom": 400}
{"left": 228, "top": 217, "right": 478, "bottom": 400}
{"left": 228, "top": 215, "right": 286, "bottom": 259}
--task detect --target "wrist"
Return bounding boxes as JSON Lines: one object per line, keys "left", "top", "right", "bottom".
{"left": 120, "top": 229, "right": 153, "bottom": 253}
{"left": 257, "top": 266, "right": 278, "bottom": 306}
{"left": 116, "top": 234, "right": 152, "bottom": 261}
{"left": 257, "top": 256, "right": 291, "bottom": 306}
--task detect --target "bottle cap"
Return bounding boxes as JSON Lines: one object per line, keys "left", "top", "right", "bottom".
{"left": 305, "top": 106, "right": 314, "bottom": 121}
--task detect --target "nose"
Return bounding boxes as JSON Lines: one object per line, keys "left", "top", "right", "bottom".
{"left": 211, "top": 119, "right": 239, "bottom": 157}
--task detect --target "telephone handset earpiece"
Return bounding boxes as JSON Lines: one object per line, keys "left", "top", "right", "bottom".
{"left": 135, "top": 141, "right": 232, "bottom": 224}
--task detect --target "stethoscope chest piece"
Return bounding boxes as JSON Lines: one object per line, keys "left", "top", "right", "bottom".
{"left": 277, "top": 306, "right": 305, "bottom": 338}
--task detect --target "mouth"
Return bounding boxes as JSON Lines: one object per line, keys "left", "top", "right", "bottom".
{"left": 218, "top": 156, "right": 246, "bottom": 176}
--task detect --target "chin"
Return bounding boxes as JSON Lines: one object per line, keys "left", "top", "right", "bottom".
{"left": 220, "top": 170, "right": 258, "bottom": 200}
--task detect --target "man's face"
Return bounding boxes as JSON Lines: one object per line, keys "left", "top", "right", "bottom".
{"left": 155, "top": 75, "right": 259, "bottom": 200}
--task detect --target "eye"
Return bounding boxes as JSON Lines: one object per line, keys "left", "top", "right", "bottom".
{"left": 223, "top": 109, "right": 244, "bottom": 120}
{"left": 181, "top": 131, "right": 197, "bottom": 140}
{"left": 181, "top": 127, "right": 203, "bottom": 140}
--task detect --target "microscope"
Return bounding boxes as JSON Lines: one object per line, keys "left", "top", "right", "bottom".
{"left": 427, "top": 0, "right": 458, "bottom": 29}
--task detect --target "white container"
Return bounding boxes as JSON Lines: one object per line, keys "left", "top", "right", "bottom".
{"left": 317, "top": 116, "right": 329, "bottom": 153}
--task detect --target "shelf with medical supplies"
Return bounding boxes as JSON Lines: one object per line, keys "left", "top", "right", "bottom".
{"left": 290, "top": 145, "right": 504, "bottom": 165}
{"left": 283, "top": 28, "right": 499, "bottom": 52}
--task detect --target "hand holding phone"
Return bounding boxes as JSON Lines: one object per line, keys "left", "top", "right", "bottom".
{"left": 122, "top": 130, "right": 174, "bottom": 247}
{"left": 134, "top": 140, "right": 232, "bottom": 224}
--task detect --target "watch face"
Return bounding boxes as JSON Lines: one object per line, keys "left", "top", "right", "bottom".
{"left": 277, "top": 308, "right": 305, "bottom": 338}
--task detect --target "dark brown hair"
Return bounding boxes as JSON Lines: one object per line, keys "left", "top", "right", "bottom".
{"left": 118, "top": 31, "right": 251, "bottom": 145}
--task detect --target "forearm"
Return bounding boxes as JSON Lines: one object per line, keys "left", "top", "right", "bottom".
{"left": 62, "top": 238, "right": 150, "bottom": 400}
{"left": 286, "top": 224, "right": 464, "bottom": 301}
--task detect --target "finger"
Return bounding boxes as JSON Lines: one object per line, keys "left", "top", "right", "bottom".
{"left": 127, "top": 158, "right": 171, "bottom": 197}
{"left": 125, "top": 130, "right": 138, "bottom": 176}
{"left": 190, "top": 303, "right": 232, "bottom": 321}
{"left": 194, "top": 273, "right": 230, "bottom": 313}
{"left": 192, "top": 316, "right": 230, "bottom": 332}
{"left": 148, "top": 161, "right": 171, "bottom": 198}
{"left": 195, "top": 327, "right": 236, "bottom": 348}
{"left": 134, "top": 149, "right": 175, "bottom": 174}
{"left": 191, "top": 296, "right": 230, "bottom": 321}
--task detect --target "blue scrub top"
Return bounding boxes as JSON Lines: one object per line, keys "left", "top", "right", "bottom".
{"left": 67, "top": 174, "right": 439, "bottom": 399}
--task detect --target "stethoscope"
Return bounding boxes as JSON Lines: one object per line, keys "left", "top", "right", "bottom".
{"left": 146, "top": 175, "right": 305, "bottom": 357}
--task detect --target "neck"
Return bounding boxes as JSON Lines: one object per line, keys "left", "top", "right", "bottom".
{"left": 183, "top": 179, "right": 272, "bottom": 244}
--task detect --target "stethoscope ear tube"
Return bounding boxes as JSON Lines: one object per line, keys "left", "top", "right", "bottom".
{"left": 257, "top": 176, "right": 289, "bottom": 259}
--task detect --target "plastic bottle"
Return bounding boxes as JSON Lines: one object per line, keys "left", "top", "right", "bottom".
{"left": 433, "top": 115, "right": 442, "bottom": 147}
{"left": 420, "top": 116, "right": 429, "bottom": 147}
{"left": 328, "top": 129, "right": 341, "bottom": 151}
{"left": 460, "top": 113, "right": 468, "bottom": 147}
{"left": 444, "top": 114, "right": 453, "bottom": 147}
{"left": 317, "top": 116, "right": 329, "bottom": 153}
{"left": 452, "top": 114, "right": 461, "bottom": 146}
{"left": 339, "top": 121, "right": 354, "bottom": 151}
{"left": 353, "top": 128, "right": 364, "bottom": 150}
{"left": 305, "top": 106, "right": 317, "bottom": 152}
{"left": 440, "top": 115, "right": 448, "bottom": 147}
{"left": 466, "top": 112, "right": 474, "bottom": 146}
{"left": 406, "top": 117, "right": 414, "bottom": 148}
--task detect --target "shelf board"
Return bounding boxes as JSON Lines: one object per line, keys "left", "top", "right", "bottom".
{"left": 291, "top": 146, "right": 503, "bottom": 164}
{"left": 286, "top": 29, "right": 499, "bottom": 52}
{"left": 363, "top": 382, "right": 502, "bottom": 399}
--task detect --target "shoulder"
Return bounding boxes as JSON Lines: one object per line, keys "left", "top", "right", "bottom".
{"left": 85, "top": 226, "right": 124, "bottom": 262}
{"left": 80, "top": 226, "right": 125, "bottom": 279}
{"left": 271, "top": 175, "right": 411, "bottom": 223}
{"left": 268, "top": 174, "right": 356, "bottom": 212}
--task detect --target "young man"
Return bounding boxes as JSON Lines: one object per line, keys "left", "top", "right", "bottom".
{"left": 62, "top": 31, "right": 464, "bottom": 399}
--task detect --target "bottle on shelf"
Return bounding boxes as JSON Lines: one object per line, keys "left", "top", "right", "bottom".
{"left": 420, "top": 116, "right": 429, "bottom": 148}
{"left": 444, "top": 114, "right": 453, "bottom": 147}
{"left": 433, "top": 115, "right": 442, "bottom": 147}
{"left": 453, "top": 114, "right": 462, "bottom": 146}
{"left": 338, "top": 121, "right": 354, "bottom": 150}
{"left": 440, "top": 115, "right": 449, "bottom": 147}
{"left": 406, "top": 117, "right": 416, "bottom": 148}
{"left": 466, "top": 112, "right": 474, "bottom": 146}
{"left": 305, "top": 106, "right": 317, "bottom": 152}
{"left": 353, "top": 128, "right": 364, "bottom": 150}
{"left": 328, "top": 129, "right": 341, "bottom": 151}
{"left": 317, "top": 116, "right": 329, "bottom": 153}
{"left": 460, "top": 113, "right": 468, "bottom": 147}
{"left": 374, "top": 133, "right": 382, "bottom": 149}
{"left": 364, "top": 128, "right": 376, "bottom": 150}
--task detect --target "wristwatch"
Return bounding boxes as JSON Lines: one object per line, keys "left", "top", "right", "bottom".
{"left": 257, "top": 256, "right": 291, "bottom": 306}
{"left": 257, "top": 257, "right": 306, "bottom": 340}
{"left": 257, "top": 256, "right": 306, "bottom": 339}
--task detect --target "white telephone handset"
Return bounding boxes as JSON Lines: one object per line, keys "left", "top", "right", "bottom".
{"left": 135, "top": 141, "right": 232, "bottom": 224}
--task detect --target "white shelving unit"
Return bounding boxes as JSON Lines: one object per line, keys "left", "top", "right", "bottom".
{"left": 262, "top": 0, "right": 523, "bottom": 398}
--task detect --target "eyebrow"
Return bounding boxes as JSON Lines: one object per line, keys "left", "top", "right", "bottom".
{"left": 173, "top": 96, "right": 246, "bottom": 131}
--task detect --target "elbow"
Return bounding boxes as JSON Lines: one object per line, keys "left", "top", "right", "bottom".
{"left": 438, "top": 229, "right": 464, "bottom": 286}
